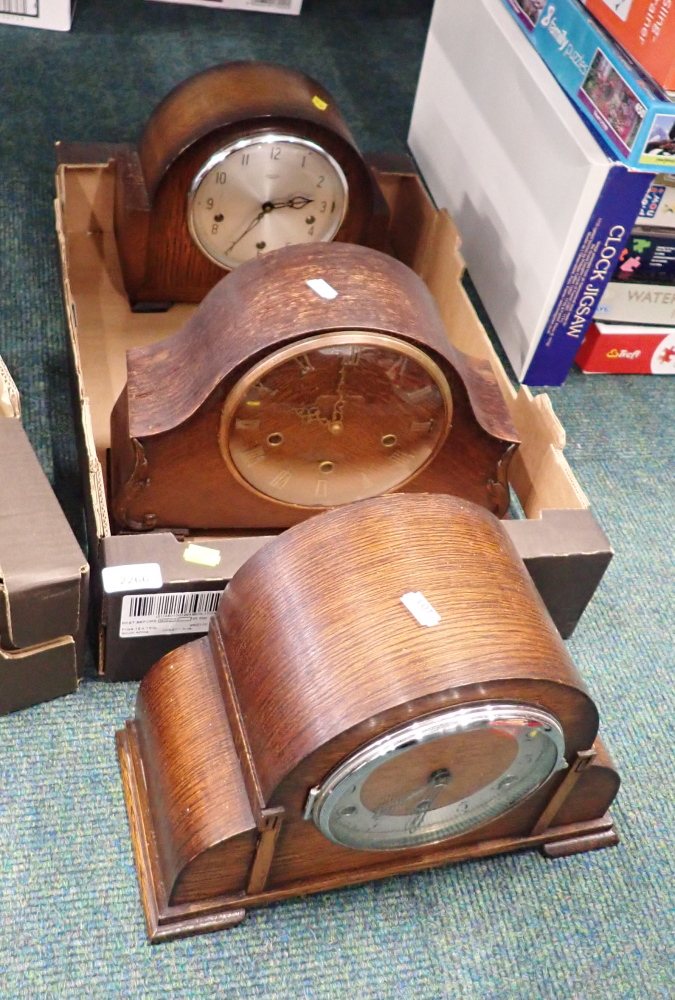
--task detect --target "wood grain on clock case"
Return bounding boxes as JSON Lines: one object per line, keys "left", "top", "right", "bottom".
{"left": 117, "top": 494, "right": 619, "bottom": 941}
{"left": 109, "top": 242, "right": 519, "bottom": 531}
{"left": 113, "top": 61, "right": 388, "bottom": 306}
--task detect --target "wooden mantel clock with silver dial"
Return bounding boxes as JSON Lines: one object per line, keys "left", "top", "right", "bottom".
{"left": 116, "top": 492, "right": 620, "bottom": 943}
{"left": 113, "top": 61, "right": 389, "bottom": 308}
{"left": 109, "top": 242, "right": 520, "bottom": 532}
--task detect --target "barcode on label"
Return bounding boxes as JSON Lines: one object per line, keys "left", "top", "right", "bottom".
{"left": 0, "top": 0, "right": 38, "bottom": 14}
{"left": 120, "top": 589, "right": 224, "bottom": 638}
{"left": 248, "top": 0, "right": 292, "bottom": 7}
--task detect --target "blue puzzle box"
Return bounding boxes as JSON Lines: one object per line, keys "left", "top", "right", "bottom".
{"left": 502, "top": 0, "right": 675, "bottom": 173}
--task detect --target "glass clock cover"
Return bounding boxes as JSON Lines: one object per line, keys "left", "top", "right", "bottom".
{"left": 308, "top": 703, "right": 567, "bottom": 851}
{"left": 219, "top": 332, "right": 453, "bottom": 508}
{"left": 187, "top": 133, "right": 349, "bottom": 269}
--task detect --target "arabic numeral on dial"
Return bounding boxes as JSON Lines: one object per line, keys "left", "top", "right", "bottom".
{"left": 241, "top": 153, "right": 249, "bottom": 166}
{"left": 308, "top": 226, "right": 314, "bottom": 236}
{"left": 317, "top": 176, "right": 325, "bottom": 188}
{"left": 212, "top": 224, "right": 218, "bottom": 234}
{"left": 320, "top": 201, "right": 327, "bottom": 213}
{"left": 206, "top": 198, "right": 214, "bottom": 209}
{"left": 270, "top": 147, "right": 281, "bottom": 160}
{"left": 216, "top": 172, "right": 227, "bottom": 185}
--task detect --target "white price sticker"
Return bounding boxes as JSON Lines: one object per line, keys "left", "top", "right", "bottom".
{"left": 400, "top": 591, "right": 441, "bottom": 627}
{"left": 306, "top": 278, "right": 338, "bottom": 300}
{"left": 102, "top": 563, "right": 163, "bottom": 594}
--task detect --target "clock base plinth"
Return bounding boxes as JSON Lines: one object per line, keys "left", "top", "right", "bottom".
{"left": 541, "top": 826, "right": 619, "bottom": 859}
{"left": 118, "top": 721, "right": 619, "bottom": 944}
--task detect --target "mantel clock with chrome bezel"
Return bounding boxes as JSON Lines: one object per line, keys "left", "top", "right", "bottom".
{"left": 116, "top": 492, "right": 621, "bottom": 943}
{"left": 113, "top": 61, "right": 389, "bottom": 308}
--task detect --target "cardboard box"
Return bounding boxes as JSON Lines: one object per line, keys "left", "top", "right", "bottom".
{"left": 147, "top": 0, "right": 302, "bottom": 12}
{"left": 637, "top": 175, "right": 675, "bottom": 228}
{"left": 55, "top": 144, "right": 613, "bottom": 681}
{"left": 595, "top": 276, "right": 675, "bottom": 321}
{"left": 0, "top": 358, "right": 88, "bottom": 714}
{"left": 582, "top": 0, "right": 675, "bottom": 93}
{"left": 613, "top": 226, "right": 675, "bottom": 282}
{"left": 576, "top": 318, "right": 675, "bottom": 371}
{"left": 0, "top": 0, "right": 74, "bottom": 31}
{"left": 501, "top": 0, "right": 675, "bottom": 173}
{"left": 408, "top": 0, "right": 653, "bottom": 388}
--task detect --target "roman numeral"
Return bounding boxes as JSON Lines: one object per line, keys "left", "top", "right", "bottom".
{"left": 390, "top": 450, "right": 415, "bottom": 466}
{"left": 294, "top": 354, "right": 315, "bottom": 375}
{"left": 243, "top": 446, "right": 266, "bottom": 466}
{"left": 270, "top": 470, "right": 292, "bottom": 488}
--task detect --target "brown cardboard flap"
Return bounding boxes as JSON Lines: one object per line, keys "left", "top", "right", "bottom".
{"left": 0, "top": 419, "right": 88, "bottom": 650}
{"left": 503, "top": 509, "right": 612, "bottom": 638}
{"left": 0, "top": 637, "right": 77, "bottom": 716}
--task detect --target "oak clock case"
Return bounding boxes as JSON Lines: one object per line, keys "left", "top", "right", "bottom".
{"left": 109, "top": 241, "right": 520, "bottom": 532}
{"left": 116, "top": 493, "right": 620, "bottom": 943}
{"left": 113, "top": 61, "right": 387, "bottom": 308}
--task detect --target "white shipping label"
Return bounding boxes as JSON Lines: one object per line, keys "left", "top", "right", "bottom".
{"left": 102, "top": 562, "right": 163, "bottom": 594}
{"left": 119, "top": 589, "right": 224, "bottom": 638}
{"left": 400, "top": 591, "right": 441, "bottom": 627}
{"left": 0, "top": 0, "right": 38, "bottom": 14}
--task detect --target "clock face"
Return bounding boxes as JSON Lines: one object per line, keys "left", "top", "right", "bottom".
{"left": 308, "top": 704, "right": 567, "bottom": 851}
{"left": 219, "top": 332, "right": 453, "bottom": 508}
{"left": 187, "top": 133, "right": 349, "bottom": 269}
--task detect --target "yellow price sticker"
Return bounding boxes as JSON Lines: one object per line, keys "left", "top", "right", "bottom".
{"left": 183, "top": 543, "right": 222, "bottom": 568}
{"left": 312, "top": 95, "right": 328, "bottom": 111}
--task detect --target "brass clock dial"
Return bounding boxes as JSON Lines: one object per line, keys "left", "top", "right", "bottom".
{"left": 187, "top": 134, "right": 349, "bottom": 270}
{"left": 308, "top": 703, "right": 567, "bottom": 851}
{"left": 219, "top": 332, "right": 453, "bottom": 508}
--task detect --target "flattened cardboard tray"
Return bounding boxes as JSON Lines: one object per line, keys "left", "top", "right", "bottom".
{"left": 54, "top": 144, "right": 612, "bottom": 682}
{"left": 0, "top": 357, "right": 88, "bottom": 714}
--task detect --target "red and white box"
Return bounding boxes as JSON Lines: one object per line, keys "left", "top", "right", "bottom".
{"left": 576, "top": 319, "right": 675, "bottom": 372}
{"left": 582, "top": 0, "right": 675, "bottom": 92}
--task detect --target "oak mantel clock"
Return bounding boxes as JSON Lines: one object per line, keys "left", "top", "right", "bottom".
{"left": 117, "top": 493, "right": 620, "bottom": 943}
{"left": 109, "top": 242, "right": 520, "bottom": 532}
{"left": 113, "top": 61, "right": 389, "bottom": 308}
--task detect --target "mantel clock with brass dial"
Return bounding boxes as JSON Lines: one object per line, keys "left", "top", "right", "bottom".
{"left": 116, "top": 492, "right": 621, "bottom": 942}
{"left": 109, "top": 242, "right": 520, "bottom": 532}
{"left": 113, "top": 61, "right": 389, "bottom": 308}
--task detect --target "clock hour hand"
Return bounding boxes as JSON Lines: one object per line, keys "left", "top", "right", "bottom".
{"left": 268, "top": 196, "right": 314, "bottom": 210}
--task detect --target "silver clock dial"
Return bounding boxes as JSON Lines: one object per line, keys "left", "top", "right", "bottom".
{"left": 187, "top": 133, "right": 349, "bottom": 269}
{"left": 308, "top": 703, "right": 567, "bottom": 851}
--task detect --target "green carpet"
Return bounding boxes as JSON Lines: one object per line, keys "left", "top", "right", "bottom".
{"left": 0, "top": 1, "right": 673, "bottom": 997}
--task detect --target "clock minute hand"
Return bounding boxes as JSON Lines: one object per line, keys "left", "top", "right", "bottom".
{"left": 224, "top": 197, "right": 314, "bottom": 255}
{"left": 224, "top": 207, "right": 267, "bottom": 255}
